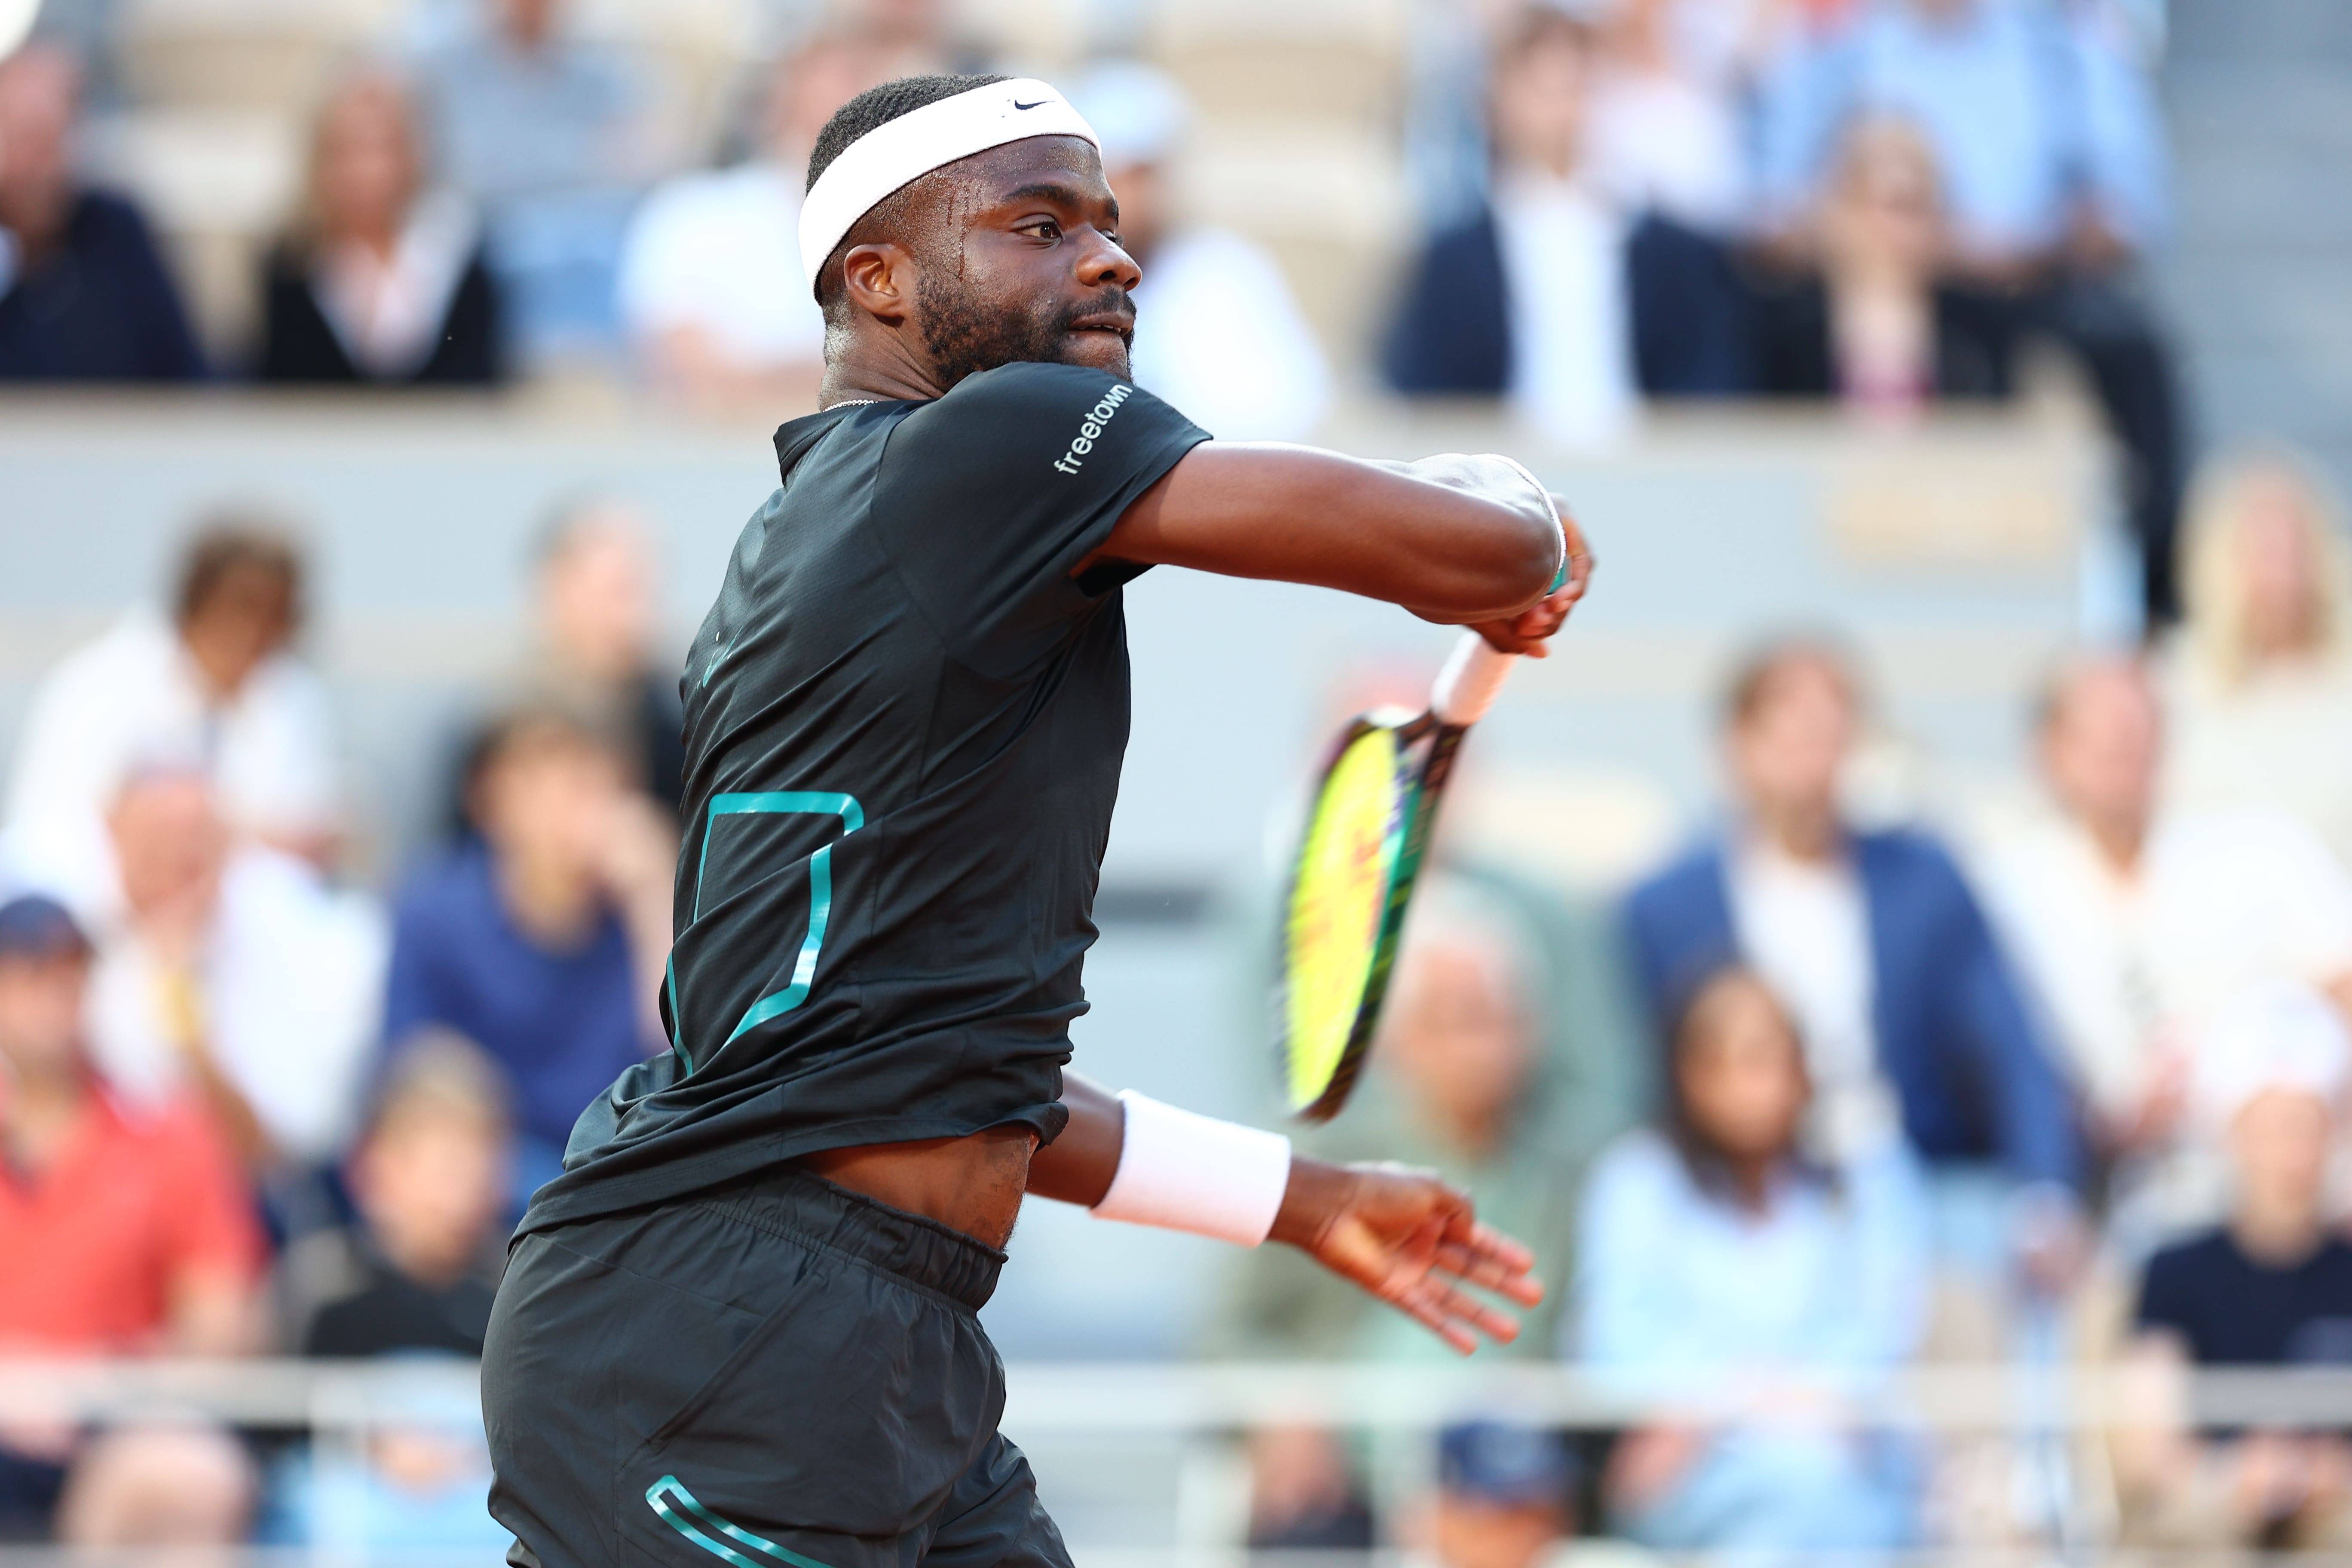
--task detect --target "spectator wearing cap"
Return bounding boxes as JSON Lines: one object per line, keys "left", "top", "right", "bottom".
{"left": 1752, "top": 0, "right": 2184, "bottom": 622}
{"left": 0, "top": 44, "right": 205, "bottom": 380}
{"left": 1623, "top": 639, "right": 2082, "bottom": 1286}
{"left": 259, "top": 70, "right": 504, "bottom": 387}
{"left": 0, "top": 893, "right": 263, "bottom": 1545}
{"left": 1414, "top": 1422, "right": 1577, "bottom": 1568}
{"left": 81, "top": 766, "right": 387, "bottom": 1174}
{"left": 615, "top": 33, "right": 917, "bottom": 415}
{"left": 385, "top": 705, "right": 674, "bottom": 1204}
{"left": 412, "top": 0, "right": 659, "bottom": 362}
{"left": 1574, "top": 967, "right": 1929, "bottom": 1554}
{"left": 260, "top": 1031, "right": 514, "bottom": 1549}
{"left": 1980, "top": 654, "right": 2352, "bottom": 1257}
{"left": 3, "top": 519, "right": 342, "bottom": 915}
{"left": 2111, "top": 983, "right": 2352, "bottom": 1553}
{"left": 1066, "top": 61, "right": 1332, "bottom": 444}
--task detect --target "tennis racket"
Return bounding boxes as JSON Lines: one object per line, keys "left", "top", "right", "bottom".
{"left": 1277, "top": 631, "right": 1521, "bottom": 1122}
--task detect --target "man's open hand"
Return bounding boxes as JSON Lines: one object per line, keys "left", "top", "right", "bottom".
{"left": 1270, "top": 1158, "right": 1543, "bottom": 1354}
{"left": 1467, "top": 495, "right": 1592, "bottom": 657}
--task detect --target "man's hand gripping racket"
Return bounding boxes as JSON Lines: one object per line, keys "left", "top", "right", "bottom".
{"left": 1268, "top": 493, "right": 1589, "bottom": 1353}
{"left": 1277, "top": 499, "right": 1589, "bottom": 1123}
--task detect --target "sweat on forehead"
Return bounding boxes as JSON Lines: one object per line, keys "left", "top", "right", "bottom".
{"left": 799, "top": 75, "right": 1099, "bottom": 300}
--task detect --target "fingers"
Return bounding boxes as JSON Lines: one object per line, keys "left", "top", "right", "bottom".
{"left": 1433, "top": 1231, "right": 1545, "bottom": 1307}
{"left": 1549, "top": 494, "right": 1596, "bottom": 600}
{"left": 1387, "top": 1274, "right": 1524, "bottom": 1356}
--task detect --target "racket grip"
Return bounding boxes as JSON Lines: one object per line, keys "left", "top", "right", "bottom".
{"left": 1431, "top": 631, "right": 1516, "bottom": 726}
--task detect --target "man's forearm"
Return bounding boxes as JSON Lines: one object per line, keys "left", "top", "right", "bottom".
{"left": 1029, "top": 1070, "right": 1348, "bottom": 1248}
{"left": 1024, "top": 1069, "right": 1124, "bottom": 1208}
{"left": 1091, "top": 445, "right": 1562, "bottom": 619}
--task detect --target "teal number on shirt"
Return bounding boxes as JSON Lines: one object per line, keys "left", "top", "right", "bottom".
{"left": 666, "top": 790, "right": 864, "bottom": 1073}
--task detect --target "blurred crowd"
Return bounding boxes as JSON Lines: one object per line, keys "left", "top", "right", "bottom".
{"left": 3, "top": 446, "right": 2349, "bottom": 1558}
{"left": 0, "top": 500, "right": 681, "bottom": 1547}
{"left": 1223, "top": 440, "right": 2352, "bottom": 1562}
{"left": 3, "top": 0, "right": 2184, "bottom": 618}
{"left": 0, "top": 0, "right": 2343, "bottom": 1560}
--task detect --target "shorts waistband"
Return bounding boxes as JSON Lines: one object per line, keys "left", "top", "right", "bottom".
{"left": 694, "top": 1163, "right": 1007, "bottom": 1313}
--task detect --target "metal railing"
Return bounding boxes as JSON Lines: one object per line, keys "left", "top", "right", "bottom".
{"left": 4, "top": 1356, "right": 2336, "bottom": 1430}
{"left": 3, "top": 1358, "right": 2346, "bottom": 1565}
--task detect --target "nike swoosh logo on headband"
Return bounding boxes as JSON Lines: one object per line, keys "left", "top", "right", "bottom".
{"left": 1012, "top": 98, "right": 1047, "bottom": 110}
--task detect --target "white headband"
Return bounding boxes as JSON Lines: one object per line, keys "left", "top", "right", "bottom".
{"left": 798, "top": 77, "right": 1099, "bottom": 300}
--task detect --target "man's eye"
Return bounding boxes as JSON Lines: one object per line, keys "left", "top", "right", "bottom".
{"left": 1026, "top": 220, "right": 1062, "bottom": 240}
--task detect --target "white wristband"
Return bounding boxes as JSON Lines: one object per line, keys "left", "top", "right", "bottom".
{"left": 1089, "top": 1090, "right": 1293, "bottom": 1247}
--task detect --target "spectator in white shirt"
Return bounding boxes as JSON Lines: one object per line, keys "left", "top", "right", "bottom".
{"left": 1383, "top": 9, "right": 1648, "bottom": 441}
{"left": 1066, "top": 61, "right": 1332, "bottom": 444}
{"left": 3, "top": 521, "right": 340, "bottom": 919}
{"left": 614, "top": 33, "right": 918, "bottom": 415}
{"left": 82, "top": 766, "right": 386, "bottom": 1173}
{"left": 1981, "top": 653, "right": 2352, "bottom": 1256}
{"left": 2163, "top": 445, "right": 2352, "bottom": 869}
{"left": 1623, "top": 639, "right": 2084, "bottom": 1293}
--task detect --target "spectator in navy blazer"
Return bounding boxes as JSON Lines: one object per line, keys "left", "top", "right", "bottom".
{"left": 0, "top": 45, "right": 205, "bottom": 381}
{"left": 1381, "top": 6, "right": 1752, "bottom": 429}
{"left": 383, "top": 706, "right": 674, "bottom": 1209}
{"left": 1622, "top": 638, "right": 2084, "bottom": 1285}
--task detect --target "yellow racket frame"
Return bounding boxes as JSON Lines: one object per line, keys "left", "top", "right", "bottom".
{"left": 1279, "top": 708, "right": 1456, "bottom": 1122}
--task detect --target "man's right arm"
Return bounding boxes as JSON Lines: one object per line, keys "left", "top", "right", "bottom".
{"left": 1086, "top": 444, "right": 1589, "bottom": 651}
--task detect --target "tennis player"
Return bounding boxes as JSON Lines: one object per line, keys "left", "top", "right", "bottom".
{"left": 483, "top": 73, "right": 1592, "bottom": 1568}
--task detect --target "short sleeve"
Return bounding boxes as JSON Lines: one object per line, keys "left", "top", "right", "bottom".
{"left": 155, "top": 1103, "right": 267, "bottom": 1288}
{"left": 868, "top": 361, "right": 1210, "bottom": 676}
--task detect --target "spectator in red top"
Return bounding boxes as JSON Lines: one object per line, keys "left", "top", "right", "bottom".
{"left": 0, "top": 893, "right": 263, "bottom": 1544}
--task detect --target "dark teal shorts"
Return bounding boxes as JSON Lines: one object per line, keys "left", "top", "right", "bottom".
{"left": 483, "top": 1165, "right": 1069, "bottom": 1568}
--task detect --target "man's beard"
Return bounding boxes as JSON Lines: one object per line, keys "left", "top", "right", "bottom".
{"left": 917, "top": 272, "right": 1132, "bottom": 389}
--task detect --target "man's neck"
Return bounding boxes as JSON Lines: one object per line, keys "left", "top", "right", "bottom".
{"left": 1752, "top": 804, "right": 1842, "bottom": 864}
{"left": 2233, "top": 1200, "right": 2325, "bottom": 1268}
{"left": 2078, "top": 808, "right": 2148, "bottom": 877}
{"left": 2, "top": 1062, "right": 90, "bottom": 1176}
{"left": 817, "top": 332, "right": 946, "bottom": 409}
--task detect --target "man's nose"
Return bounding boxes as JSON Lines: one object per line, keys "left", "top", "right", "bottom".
{"left": 1078, "top": 229, "right": 1141, "bottom": 292}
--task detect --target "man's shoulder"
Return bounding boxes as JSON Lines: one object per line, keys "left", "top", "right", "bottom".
{"left": 68, "top": 190, "right": 164, "bottom": 252}
{"left": 1853, "top": 823, "right": 1974, "bottom": 888}
{"left": 1625, "top": 839, "right": 1727, "bottom": 912}
{"left": 2143, "top": 1225, "right": 2236, "bottom": 1284}
{"left": 83, "top": 1086, "right": 238, "bottom": 1178}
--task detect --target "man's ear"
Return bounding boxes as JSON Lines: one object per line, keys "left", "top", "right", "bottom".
{"left": 841, "top": 242, "right": 915, "bottom": 325}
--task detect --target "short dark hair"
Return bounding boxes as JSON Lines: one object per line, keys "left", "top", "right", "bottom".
{"left": 1500, "top": 5, "right": 1596, "bottom": 63}
{"left": 173, "top": 515, "right": 303, "bottom": 629}
{"left": 456, "top": 702, "right": 626, "bottom": 834}
{"left": 1661, "top": 965, "right": 1828, "bottom": 1198}
{"left": 1721, "top": 633, "right": 1858, "bottom": 730}
{"left": 805, "top": 73, "right": 1011, "bottom": 316}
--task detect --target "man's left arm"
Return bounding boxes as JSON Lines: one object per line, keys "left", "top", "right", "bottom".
{"left": 1026, "top": 1072, "right": 1540, "bottom": 1354}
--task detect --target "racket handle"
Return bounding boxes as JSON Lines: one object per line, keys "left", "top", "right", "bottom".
{"left": 1431, "top": 631, "right": 1516, "bottom": 727}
